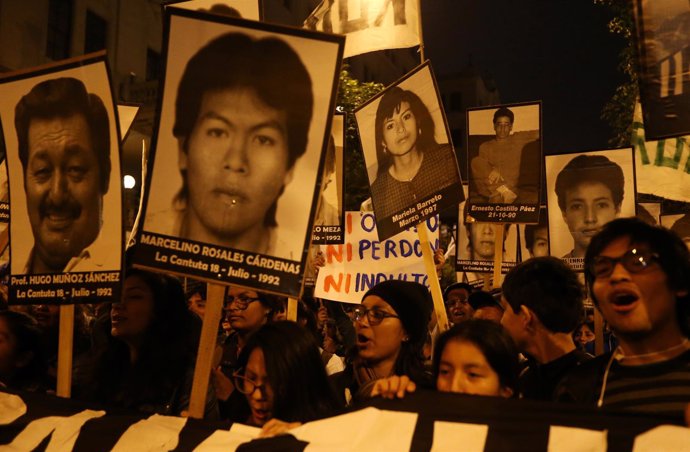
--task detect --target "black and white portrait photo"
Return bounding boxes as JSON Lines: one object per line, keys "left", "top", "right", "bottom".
{"left": 355, "top": 62, "right": 463, "bottom": 241}
{"left": 518, "top": 207, "right": 549, "bottom": 262}
{"left": 467, "top": 102, "right": 541, "bottom": 223}
{"left": 0, "top": 56, "right": 123, "bottom": 302}
{"left": 456, "top": 185, "right": 518, "bottom": 276}
{"left": 138, "top": 9, "right": 343, "bottom": 295}
{"left": 545, "top": 148, "right": 636, "bottom": 269}
{"left": 312, "top": 113, "right": 344, "bottom": 244}
{"left": 634, "top": 0, "right": 690, "bottom": 139}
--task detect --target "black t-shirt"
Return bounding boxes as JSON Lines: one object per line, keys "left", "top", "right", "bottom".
{"left": 519, "top": 349, "right": 592, "bottom": 401}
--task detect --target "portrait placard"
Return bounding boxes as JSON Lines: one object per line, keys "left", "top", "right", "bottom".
{"left": 455, "top": 185, "right": 518, "bottom": 276}
{"left": 0, "top": 54, "right": 124, "bottom": 304}
{"left": 312, "top": 113, "right": 345, "bottom": 245}
{"left": 314, "top": 211, "right": 439, "bottom": 304}
{"left": 467, "top": 102, "right": 541, "bottom": 223}
{"left": 633, "top": 0, "right": 690, "bottom": 139}
{"left": 545, "top": 148, "right": 636, "bottom": 271}
{"left": 0, "top": 157, "right": 8, "bottom": 222}
{"left": 355, "top": 62, "right": 463, "bottom": 241}
{"left": 165, "top": 0, "right": 261, "bottom": 20}
{"left": 135, "top": 9, "right": 344, "bottom": 297}
{"left": 637, "top": 202, "right": 661, "bottom": 225}
{"left": 661, "top": 211, "right": 690, "bottom": 248}
{"left": 518, "top": 206, "right": 548, "bottom": 262}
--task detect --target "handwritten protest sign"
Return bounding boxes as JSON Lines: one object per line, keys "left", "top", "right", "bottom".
{"left": 314, "top": 211, "right": 439, "bottom": 304}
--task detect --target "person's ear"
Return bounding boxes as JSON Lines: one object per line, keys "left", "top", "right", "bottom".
{"left": 178, "top": 137, "right": 188, "bottom": 172}
{"left": 519, "top": 305, "right": 534, "bottom": 330}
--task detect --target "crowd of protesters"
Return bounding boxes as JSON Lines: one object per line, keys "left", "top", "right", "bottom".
{"left": 1, "top": 217, "right": 690, "bottom": 434}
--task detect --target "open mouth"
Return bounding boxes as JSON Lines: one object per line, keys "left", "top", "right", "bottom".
{"left": 609, "top": 291, "right": 639, "bottom": 312}
{"left": 111, "top": 314, "right": 126, "bottom": 325}
{"left": 356, "top": 333, "right": 371, "bottom": 347}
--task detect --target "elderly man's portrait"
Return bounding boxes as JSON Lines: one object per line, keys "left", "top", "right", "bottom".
{"left": 0, "top": 62, "right": 122, "bottom": 276}
{"left": 545, "top": 149, "right": 636, "bottom": 263}
{"left": 355, "top": 63, "right": 462, "bottom": 241}
{"left": 143, "top": 11, "right": 341, "bottom": 267}
{"left": 467, "top": 103, "right": 541, "bottom": 221}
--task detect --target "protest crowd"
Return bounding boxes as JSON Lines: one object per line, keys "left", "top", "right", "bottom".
{"left": 2, "top": 217, "right": 690, "bottom": 441}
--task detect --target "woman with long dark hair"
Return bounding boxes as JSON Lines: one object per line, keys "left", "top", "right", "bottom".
{"left": 232, "top": 321, "right": 342, "bottom": 435}
{"left": 369, "top": 86, "right": 459, "bottom": 219}
{"left": 331, "top": 280, "right": 433, "bottom": 404}
{"left": 77, "top": 268, "right": 217, "bottom": 417}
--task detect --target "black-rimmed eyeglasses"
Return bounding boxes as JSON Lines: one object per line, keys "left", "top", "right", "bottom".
{"left": 232, "top": 372, "right": 268, "bottom": 396}
{"left": 352, "top": 306, "right": 399, "bottom": 326}
{"left": 226, "top": 295, "right": 261, "bottom": 311}
{"left": 590, "top": 248, "right": 659, "bottom": 278}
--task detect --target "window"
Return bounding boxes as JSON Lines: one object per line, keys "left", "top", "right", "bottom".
{"left": 84, "top": 10, "right": 107, "bottom": 54}
{"left": 46, "top": 0, "right": 73, "bottom": 60}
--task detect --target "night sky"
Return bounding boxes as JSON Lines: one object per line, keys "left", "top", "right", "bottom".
{"left": 422, "top": 0, "right": 627, "bottom": 154}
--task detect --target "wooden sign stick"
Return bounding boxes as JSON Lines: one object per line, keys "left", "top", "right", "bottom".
{"left": 188, "top": 283, "right": 225, "bottom": 419}
{"left": 594, "top": 307, "right": 604, "bottom": 356}
{"left": 418, "top": 222, "right": 450, "bottom": 333}
{"left": 492, "top": 224, "right": 504, "bottom": 290}
{"left": 56, "top": 304, "right": 74, "bottom": 397}
{"left": 287, "top": 297, "right": 298, "bottom": 322}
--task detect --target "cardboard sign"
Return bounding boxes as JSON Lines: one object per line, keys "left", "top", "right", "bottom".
{"left": 314, "top": 211, "right": 439, "bottom": 304}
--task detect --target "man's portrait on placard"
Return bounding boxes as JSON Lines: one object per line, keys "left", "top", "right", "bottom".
{"left": 467, "top": 103, "right": 541, "bottom": 212}
{"left": 167, "top": 0, "right": 260, "bottom": 20}
{"left": 355, "top": 63, "right": 462, "bottom": 240}
{"left": 0, "top": 63, "right": 122, "bottom": 275}
{"left": 456, "top": 186, "right": 518, "bottom": 277}
{"left": 143, "top": 13, "right": 339, "bottom": 262}
{"left": 545, "top": 148, "right": 636, "bottom": 262}
{"left": 634, "top": 0, "right": 690, "bottom": 139}
{"left": 519, "top": 207, "right": 549, "bottom": 261}
{"left": 314, "top": 114, "right": 344, "bottom": 229}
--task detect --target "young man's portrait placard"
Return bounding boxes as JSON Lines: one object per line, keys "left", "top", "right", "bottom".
{"left": 518, "top": 206, "right": 549, "bottom": 262}
{"left": 467, "top": 102, "right": 541, "bottom": 223}
{"left": 312, "top": 113, "right": 345, "bottom": 245}
{"left": 355, "top": 62, "right": 463, "bottom": 241}
{"left": 165, "top": 0, "right": 261, "bottom": 20}
{"left": 136, "top": 9, "right": 344, "bottom": 297}
{"left": 633, "top": 0, "right": 690, "bottom": 139}
{"left": 545, "top": 148, "right": 636, "bottom": 271}
{"left": 0, "top": 55, "right": 123, "bottom": 304}
{"left": 456, "top": 185, "right": 518, "bottom": 276}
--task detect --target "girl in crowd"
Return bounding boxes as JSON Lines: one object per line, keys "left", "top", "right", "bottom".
{"left": 372, "top": 319, "right": 520, "bottom": 399}
{"left": 369, "top": 86, "right": 460, "bottom": 219}
{"left": 0, "top": 310, "right": 47, "bottom": 392}
{"left": 213, "top": 286, "right": 282, "bottom": 420}
{"left": 331, "top": 280, "right": 433, "bottom": 403}
{"left": 233, "top": 321, "right": 343, "bottom": 435}
{"left": 77, "top": 269, "right": 216, "bottom": 417}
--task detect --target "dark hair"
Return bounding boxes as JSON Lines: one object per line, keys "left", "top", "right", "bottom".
{"left": 374, "top": 87, "right": 437, "bottom": 176}
{"left": 173, "top": 33, "right": 312, "bottom": 227}
{"left": 584, "top": 218, "right": 690, "bottom": 335}
{"left": 502, "top": 257, "right": 584, "bottom": 333}
{"left": 468, "top": 290, "right": 499, "bottom": 311}
{"left": 433, "top": 319, "right": 519, "bottom": 395}
{"left": 15, "top": 77, "right": 111, "bottom": 194}
{"left": 0, "top": 310, "right": 48, "bottom": 391}
{"left": 236, "top": 321, "right": 342, "bottom": 422}
{"left": 524, "top": 209, "right": 548, "bottom": 251}
{"left": 81, "top": 269, "right": 201, "bottom": 414}
{"left": 493, "top": 107, "right": 514, "bottom": 124}
{"left": 443, "top": 282, "right": 473, "bottom": 300}
{"left": 554, "top": 154, "right": 624, "bottom": 212}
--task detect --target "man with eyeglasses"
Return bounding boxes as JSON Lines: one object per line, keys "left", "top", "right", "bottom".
{"left": 556, "top": 218, "right": 690, "bottom": 421}
{"left": 442, "top": 282, "right": 474, "bottom": 325}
